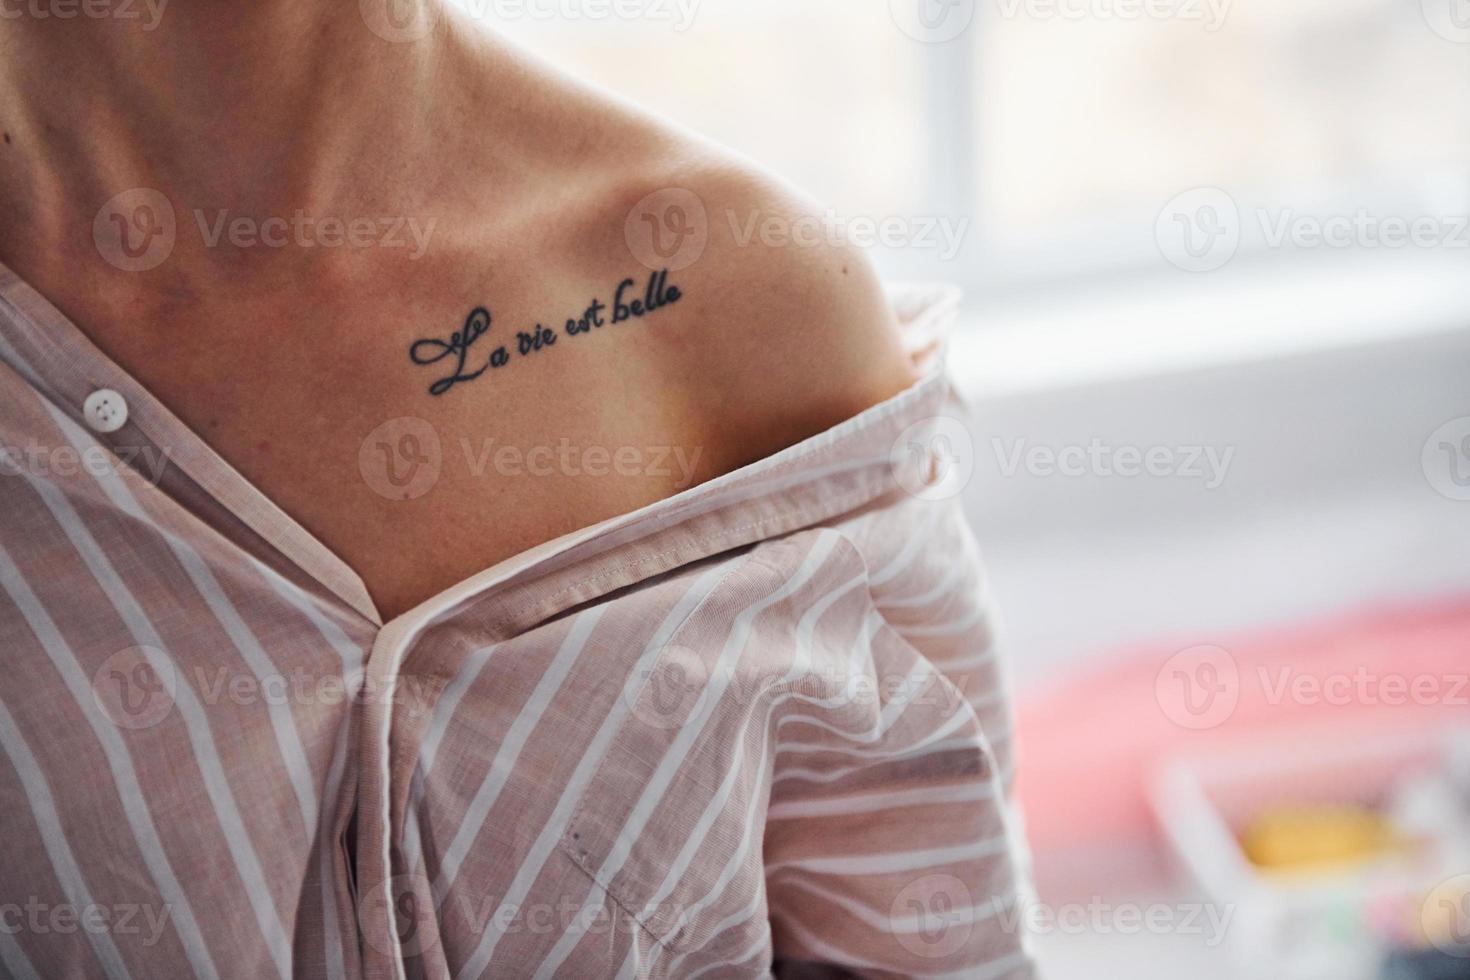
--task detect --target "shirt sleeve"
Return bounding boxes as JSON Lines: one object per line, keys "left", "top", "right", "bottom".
{"left": 761, "top": 492, "right": 1037, "bottom": 979}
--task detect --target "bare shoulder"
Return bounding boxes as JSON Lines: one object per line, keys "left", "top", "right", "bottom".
{"left": 570, "top": 134, "right": 920, "bottom": 472}
{"left": 468, "top": 35, "right": 920, "bottom": 471}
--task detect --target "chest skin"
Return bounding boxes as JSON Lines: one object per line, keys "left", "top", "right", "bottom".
{"left": 61, "top": 260, "right": 717, "bottom": 621}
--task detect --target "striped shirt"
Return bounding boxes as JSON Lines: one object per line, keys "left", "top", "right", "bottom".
{"left": 0, "top": 267, "right": 1035, "bottom": 980}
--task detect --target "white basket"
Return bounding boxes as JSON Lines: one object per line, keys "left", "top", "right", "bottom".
{"left": 1150, "top": 725, "right": 1470, "bottom": 980}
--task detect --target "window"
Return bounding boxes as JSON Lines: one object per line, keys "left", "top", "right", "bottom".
{"left": 476, "top": 0, "right": 1470, "bottom": 312}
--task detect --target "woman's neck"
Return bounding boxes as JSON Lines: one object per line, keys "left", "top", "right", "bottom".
{"left": 0, "top": 1, "right": 462, "bottom": 261}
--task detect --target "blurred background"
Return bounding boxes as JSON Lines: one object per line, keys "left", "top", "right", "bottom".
{"left": 477, "top": 1, "right": 1470, "bottom": 976}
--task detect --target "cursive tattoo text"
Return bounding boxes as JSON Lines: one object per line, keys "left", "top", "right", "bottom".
{"left": 408, "top": 269, "right": 683, "bottom": 397}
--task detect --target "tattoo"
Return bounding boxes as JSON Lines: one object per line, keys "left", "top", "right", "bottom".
{"left": 409, "top": 269, "right": 683, "bottom": 397}
{"left": 408, "top": 307, "right": 496, "bottom": 397}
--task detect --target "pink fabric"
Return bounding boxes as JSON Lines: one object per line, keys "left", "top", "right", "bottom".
{"left": 0, "top": 265, "right": 1034, "bottom": 980}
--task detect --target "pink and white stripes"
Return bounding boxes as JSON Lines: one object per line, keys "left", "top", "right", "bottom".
{"left": 0, "top": 265, "right": 1034, "bottom": 979}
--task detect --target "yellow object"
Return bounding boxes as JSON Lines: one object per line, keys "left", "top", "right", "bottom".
{"left": 1240, "top": 805, "right": 1400, "bottom": 870}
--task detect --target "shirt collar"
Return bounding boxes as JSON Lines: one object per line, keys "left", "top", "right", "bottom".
{"left": 0, "top": 260, "right": 964, "bottom": 633}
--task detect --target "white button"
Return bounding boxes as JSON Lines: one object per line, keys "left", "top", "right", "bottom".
{"left": 83, "top": 389, "right": 128, "bottom": 433}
